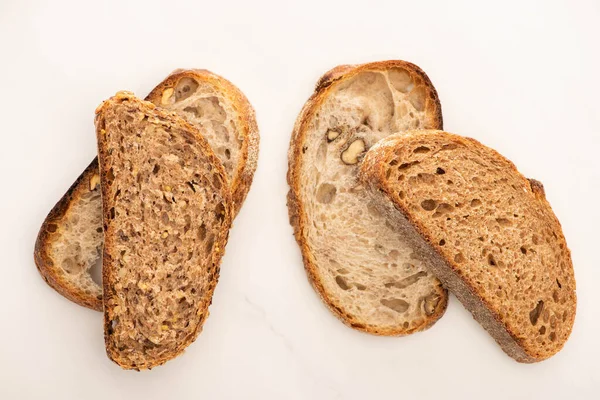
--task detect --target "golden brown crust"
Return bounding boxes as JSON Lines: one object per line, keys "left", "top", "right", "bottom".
{"left": 35, "top": 69, "right": 258, "bottom": 311}
{"left": 34, "top": 160, "right": 103, "bottom": 311}
{"left": 146, "top": 69, "right": 259, "bottom": 217}
{"left": 96, "top": 92, "right": 232, "bottom": 370}
{"left": 359, "top": 130, "right": 576, "bottom": 361}
{"left": 287, "top": 60, "right": 446, "bottom": 335}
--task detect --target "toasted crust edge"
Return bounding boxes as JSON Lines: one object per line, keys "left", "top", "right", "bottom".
{"left": 359, "top": 130, "right": 577, "bottom": 361}
{"left": 286, "top": 60, "right": 447, "bottom": 335}
{"left": 34, "top": 159, "right": 103, "bottom": 311}
{"left": 146, "top": 69, "right": 260, "bottom": 217}
{"left": 34, "top": 69, "right": 258, "bottom": 311}
{"left": 96, "top": 92, "right": 233, "bottom": 370}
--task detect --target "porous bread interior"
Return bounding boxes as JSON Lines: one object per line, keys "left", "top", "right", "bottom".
{"left": 369, "top": 131, "right": 576, "bottom": 359}
{"left": 158, "top": 77, "right": 242, "bottom": 181}
{"left": 100, "top": 101, "right": 229, "bottom": 369}
{"left": 45, "top": 77, "right": 243, "bottom": 309}
{"left": 298, "top": 68, "right": 446, "bottom": 333}
{"left": 48, "top": 171, "right": 103, "bottom": 301}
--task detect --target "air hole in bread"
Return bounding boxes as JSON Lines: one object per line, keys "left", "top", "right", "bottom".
{"left": 421, "top": 199, "right": 436, "bottom": 211}
{"left": 496, "top": 218, "right": 511, "bottom": 227}
{"left": 174, "top": 78, "right": 199, "bottom": 102}
{"left": 225, "top": 149, "right": 231, "bottom": 159}
{"left": 487, "top": 254, "right": 497, "bottom": 266}
{"left": 413, "top": 146, "right": 430, "bottom": 154}
{"left": 408, "top": 87, "right": 426, "bottom": 111}
{"left": 439, "top": 239, "right": 446, "bottom": 246}
{"left": 529, "top": 300, "right": 544, "bottom": 325}
{"left": 388, "top": 67, "right": 414, "bottom": 93}
{"left": 335, "top": 275, "right": 350, "bottom": 290}
{"left": 436, "top": 167, "right": 445, "bottom": 175}
{"left": 197, "top": 223, "right": 207, "bottom": 241}
{"left": 316, "top": 183, "right": 337, "bottom": 204}
{"left": 354, "top": 283, "right": 367, "bottom": 291}
{"left": 520, "top": 246, "right": 527, "bottom": 254}
{"left": 421, "top": 171, "right": 439, "bottom": 185}
{"left": 380, "top": 298, "right": 409, "bottom": 313}
{"left": 47, "top": 223, "right": 58, "bottom": 233}
{"left": 398, "top": 161, "right": 419, "bottom": 170}
{"left": 556, "top": 279, "right": 562, "bottom": 288}
{"left": 384, "top": 271, "right": 427, "bottom": 289}
{"left": 399, "top": 191, "right": 405, "bottom": 199}
{"left": 454, "top": 253, "right": 465, "bottom": 263}
{"left": 470, "top": 199, "right": 482, "bottom": 207}
{"left": 436, "top": 203, "right": 454, "bottom": 214}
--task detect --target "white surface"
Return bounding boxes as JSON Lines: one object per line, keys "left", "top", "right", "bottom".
{"left": 0, "top": 0, "right": 598, "bottom": 398}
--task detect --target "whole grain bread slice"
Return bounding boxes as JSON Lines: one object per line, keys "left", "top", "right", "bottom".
{"left": 287, "top": 61, "right": 448, "bottom": 335}
{"left": 34, "top": 69, "right": 259, "bottom": 311}
{"left": 96, "top": 92, "right": 232, "bottom": 370}
{"left": 359, "top": 130, "right": 576, "bottom": 361}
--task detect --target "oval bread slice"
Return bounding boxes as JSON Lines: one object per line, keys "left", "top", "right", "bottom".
{"left": 359, "top": 130, "right": 576, "bottom": 361}
{"left": 97, "top": 92, "right": 232, "bottom": 370}
{"left": 34, "top": 69, "right": 259, "bottom": 311}
{"left": 287, "top": 61, "right": 448, "bottom": 335}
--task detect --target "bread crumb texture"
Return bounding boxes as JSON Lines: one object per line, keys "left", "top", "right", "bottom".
{"left": 361, "top": 130, "right": 576, "bottom": 360}
{"left": 97, "top": 94, "right": 231, "bottom": 369}
{"left": 288, "top": 61, "right": 447, "bottom": 335}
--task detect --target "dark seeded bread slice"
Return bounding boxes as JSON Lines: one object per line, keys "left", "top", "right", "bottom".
{"left": 359, "top": 130, "right": 576, "bottom": 361}
{"left": 287, "top": 61, "right": 448, "bottom": 335}
{"left": 34, "top": 69, "right": 258, "bottom": 311}
{"left": 96, "top": 92, "right": 232, "bottom": 370}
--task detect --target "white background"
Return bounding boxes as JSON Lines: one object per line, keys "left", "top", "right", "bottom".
{"left": 1, "top": 0, "right": 598, "bottom": 398}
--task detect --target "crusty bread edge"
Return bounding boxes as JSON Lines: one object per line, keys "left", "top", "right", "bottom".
{"left": 358, "top": 130, "right": 577, "bottom": 361}
{"left": 34, "top": 159, "right": 103, "bottom": 311}
{"left": 95, "top": 92, "right": 233, "bottom": 370}
{"left": 286, "top": 61, "right": 446, "bottom": 335}
{"left": 146, "top": 69, "right": 260, "bottom": 217}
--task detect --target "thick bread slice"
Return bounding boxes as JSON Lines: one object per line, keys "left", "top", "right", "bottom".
{"left": 34, "top": 69, "right": 258, "bottom": 311}
{"left": 96, "top": 92, "right": 232, "bottom": 370}
{"left": 359, "top": 130, "right": 576, "bottom": 361}
{"left": 287, "top": 61, "right": 448, "bottom": 335}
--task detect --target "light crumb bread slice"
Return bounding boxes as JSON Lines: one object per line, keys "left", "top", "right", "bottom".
{"left": 34, "top": 69, "right": 259, "bottom": 311}
{"left": 96, "top": 92, "right": 232, "bottom": 370}
{"left": 359, "top": 130, "right": 576, "bottom": 361}
{"left": 287, "top": 61, "right": 448, "bottom": 335}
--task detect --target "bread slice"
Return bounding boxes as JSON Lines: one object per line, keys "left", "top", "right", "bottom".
{"left": 96, "top": 92, "right": 232, "bottom": 370}
{"left": 359, "top": 130, "right": 576, "bottom": 361}
{"left": 287, "top": 61, "right": 448, "bottom": 335}
{"left": 34, "top": 69, "right": 258, "bottom": 311}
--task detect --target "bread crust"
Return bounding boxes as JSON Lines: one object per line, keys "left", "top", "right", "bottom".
{"left": 359, "top": 130, "right": 576, "bottom": 361}
{"left": 34, "top": 69, "right": 258, "bottom": 311}
{"left": 96, "top": 92, "right": 232, "bottom": 370}
{"left": 287, "top": 61, "right": 446, "bottom": 335}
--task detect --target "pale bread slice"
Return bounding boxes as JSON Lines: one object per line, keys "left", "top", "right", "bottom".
{"left": 34, "top": 69, "right": 259, "bottom": 311}
{"left": 359, "top": 130, "right": 576, "bottom": 361}
{"left": 97, "top": 92, "right": 232, "bottom": 370}
{"left": 287, "top": 61, "right": 448, "bottom": 335}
